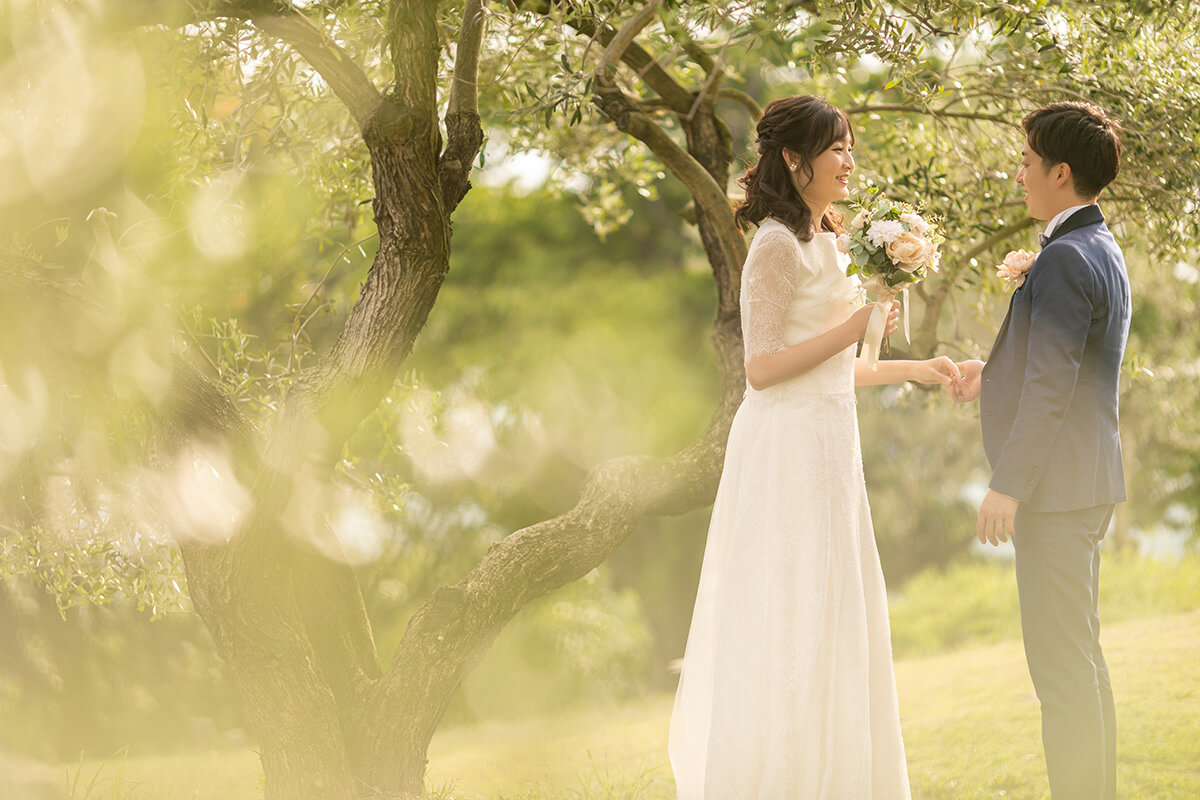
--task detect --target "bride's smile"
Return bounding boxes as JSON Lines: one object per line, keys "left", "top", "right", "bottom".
{"left": 788, "top": 133, "right": 856, "bottom": 220}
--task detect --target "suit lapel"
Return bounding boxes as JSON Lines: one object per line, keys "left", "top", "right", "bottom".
{"left": 987, "top": 205, "right": 1103, "bottom": 361}
{"left": 986, "top": 290, "right": 1019, "bottom": 361}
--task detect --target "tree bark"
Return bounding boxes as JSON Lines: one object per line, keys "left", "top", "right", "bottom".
{"left": 163, "top": 1, "right": 461, "bottom": 796}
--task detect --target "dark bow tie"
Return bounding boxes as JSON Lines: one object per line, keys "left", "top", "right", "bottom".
{"left": 1038, "top": 232, "right": 1051, "bottom": 249}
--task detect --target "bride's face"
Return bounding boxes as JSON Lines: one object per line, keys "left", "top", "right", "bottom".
{"left": 790, "top": 134, "right": 855, "bottom": 210}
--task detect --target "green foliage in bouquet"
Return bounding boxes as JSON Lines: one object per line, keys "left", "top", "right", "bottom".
{"left": 842, "top": 186, "right": 944, "bottom": 289}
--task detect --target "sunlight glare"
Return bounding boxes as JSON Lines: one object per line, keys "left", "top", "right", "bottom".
{"left": 168, "top": 443, "right": 250, "bottom": 544}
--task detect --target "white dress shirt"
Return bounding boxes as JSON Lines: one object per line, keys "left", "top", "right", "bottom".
{"left": 1043, "top": 203, "right": 1094, "bottom": 240}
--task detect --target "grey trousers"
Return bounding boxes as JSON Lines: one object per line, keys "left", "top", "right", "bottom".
{"left": 1013, "top": 503, "right": 1117, "bottom": 800}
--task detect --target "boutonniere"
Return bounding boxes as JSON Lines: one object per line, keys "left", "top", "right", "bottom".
{"left": 996, "top": 249, "right": 1036, "bottom": 290}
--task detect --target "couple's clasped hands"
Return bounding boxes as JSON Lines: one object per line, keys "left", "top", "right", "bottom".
{"left": 854, "top": 301, "right": 988, "bottom": 392}
{"left": 947, "top": 359, "right": 985, "bottom": 403}
{"left": 913, "top": 355, "right": 987, "bottom": 399}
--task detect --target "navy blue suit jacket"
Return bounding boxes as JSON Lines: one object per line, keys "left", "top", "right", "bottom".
{"left": 980, "top": 205, "right": 1131, "bottom": 512}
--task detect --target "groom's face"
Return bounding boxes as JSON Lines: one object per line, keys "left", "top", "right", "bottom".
{"left": 1017, "top": 140, "right": 1058, "bottom": 221}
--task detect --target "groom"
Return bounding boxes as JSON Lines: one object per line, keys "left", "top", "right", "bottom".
{"left": 952, "top": 101, "right": 1129, "bottom": 800}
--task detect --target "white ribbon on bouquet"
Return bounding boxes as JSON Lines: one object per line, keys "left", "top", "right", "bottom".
{"left": 860, "top": 278, "right": 910, "bottom": 370}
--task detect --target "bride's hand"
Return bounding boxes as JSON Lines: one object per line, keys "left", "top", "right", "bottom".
{"left": 910, "top": 356, "right": 959, "bottom": 385}
{"left": 883, "top": 300, "right": 901, "bottom": 337}
{"left": 850, "top": 300, "right": 901, "bottom": 338}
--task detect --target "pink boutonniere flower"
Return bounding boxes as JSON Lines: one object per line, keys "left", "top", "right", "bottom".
{"left": 996, "top": 249, "right": 1036, "bottom": 289}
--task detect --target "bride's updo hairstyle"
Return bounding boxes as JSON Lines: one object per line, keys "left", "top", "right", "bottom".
{"left": 734, "top": 95, "right": 853, "bottom": 241}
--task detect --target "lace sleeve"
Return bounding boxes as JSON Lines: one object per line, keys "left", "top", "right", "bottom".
{"left": 741, "top": 230, "right": 808, "bottom": 361}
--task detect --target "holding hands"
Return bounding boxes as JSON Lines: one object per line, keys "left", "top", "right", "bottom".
{"left": 911, "top": 356, "right": 960, "bottom": 386}
{"left": 948, "top": 359, "right": 985, "bottom": 402}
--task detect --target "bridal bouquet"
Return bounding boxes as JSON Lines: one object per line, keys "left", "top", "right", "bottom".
{"left": 837, "top": 188, "right": 943, "bottom": 368}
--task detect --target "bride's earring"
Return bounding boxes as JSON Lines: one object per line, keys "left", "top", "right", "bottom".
{"left": 788, "top": 161, "right": 798, "bottom": 172}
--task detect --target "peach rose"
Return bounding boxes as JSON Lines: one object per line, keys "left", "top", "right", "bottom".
{"left": 885, "top": 231, "right": 936, "bottom": 272}
{"left": 996, "top": 249, "right": 1036, "bottom": 288}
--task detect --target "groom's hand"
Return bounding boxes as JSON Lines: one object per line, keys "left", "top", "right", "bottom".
{"left": 949, "top": 359, "right": 985, "bottom": 403}
{"left": 976, "top": 489, "right": 1019, "bottom": 546}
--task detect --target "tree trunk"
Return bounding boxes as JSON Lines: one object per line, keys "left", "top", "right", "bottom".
{"left": 168, "top": 0, "right": 455, "bottom": 792}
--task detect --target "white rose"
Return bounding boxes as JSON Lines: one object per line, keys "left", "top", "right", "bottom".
{"left": 836, "top": 233, "right": 853, "bottom": 254}
{"left": 900, "top": 211, "right": 930, "bottom": 235}
{"left": 850, "top": 210, "right": 870, "bottom": 231}
{"left": 866, "top": 219, "right": 904, "bottom": 248}
{"left": 927, "top": 247, "right": 942, "bottom": 273}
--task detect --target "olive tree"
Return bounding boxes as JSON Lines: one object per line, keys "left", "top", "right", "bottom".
{"left": 3, "top": 1, "right": 1199, "bottom": 797}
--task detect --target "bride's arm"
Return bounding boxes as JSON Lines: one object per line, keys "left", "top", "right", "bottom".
{"left": 742, "top": 230, "right": 901, "bottom": 391}
{"left": 854, "top": 356, "right": 960, "bottom": 387}
{"left": 747, "top": 306, "right": 875, "bottom": 390}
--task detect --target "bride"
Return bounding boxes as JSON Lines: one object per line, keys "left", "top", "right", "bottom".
{"left": 668, "top": 95, "right": 958, "bottom": 799}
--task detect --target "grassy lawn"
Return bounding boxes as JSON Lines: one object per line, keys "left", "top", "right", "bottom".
{"left": 57, "top": 609, "right": 1200, "bottom": 799}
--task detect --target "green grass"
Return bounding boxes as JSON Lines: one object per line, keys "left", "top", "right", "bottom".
{"left": 422, "top": 611, "right": 1200, "bottom": 800}
{"left": 50, "top": 609, "right": 1200, "bottom": 799}
{"left": 888, "top": 549, "right": 1200, "bottom": 659}
{"left": 54, "top": 750, "right": 263, "bottom": 800}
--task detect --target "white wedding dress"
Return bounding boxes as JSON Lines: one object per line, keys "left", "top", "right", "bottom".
{"left": 668, "top": 218, "right": 911, "bottom": 799}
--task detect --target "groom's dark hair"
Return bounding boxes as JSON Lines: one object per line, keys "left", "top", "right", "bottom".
{"left": 1022, "top": 102, "right": 1122, "bottom": 198}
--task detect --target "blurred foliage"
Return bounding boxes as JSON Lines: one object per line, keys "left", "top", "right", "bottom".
{"left": 0, "top": 0, "right": 1198, "bottom": 763}
{"left": 0, "top": 578, "right": 239, "bottom": 761}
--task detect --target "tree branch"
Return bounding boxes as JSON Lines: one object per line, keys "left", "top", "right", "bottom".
{"left": 364, "top": 389, "right": 741, "bottom": 783}
{"left": 558, "top": 9, "right": 695, "bottom": 115}
{"left": 447, "top": 0, "right": 486, "bottom": 119}
{"left": 686, "top": 53, "right": 724, "bottom": 121}
{"left": 844, "top": 103, "right": 1017, "bottom": 128}
{"left": 517, "top": 1, "right": 701, "bottom": 116}
{"left": 664, "top": 23, "right": 715, "bottom": 74}
{"left": 592, "top": 88, "right": 742, "bottom": 265}
{"left": 581, "top": 3, "right": 743, "bottom": 395}
{"left": 585, "top": 6, "right": 737, "bottom": 265}
{"left": 595, "top": 0, "right": 663, "bottom": 83}
{"left": 718, "top": 87, "right": 763, "bottom": 119}
{"left": 116, "top": 1, "right": 385, "bottom": 130}
{"left": 658, "top": 12, "right": 733, "bottom": 124}
{"left": 440, "top": 0, "right": 488, "bottom": 212}
{"left": 915, "top": 216, "right": 1036, "bottom": 351}
{"left": 245, "top": 2, "right": 384, "bottom": 131}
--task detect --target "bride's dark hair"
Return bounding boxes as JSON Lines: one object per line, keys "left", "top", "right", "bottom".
{"left": 734, "top": 95, "right": 854, "bottom": 241}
